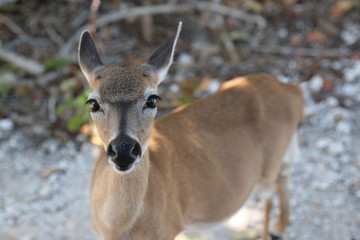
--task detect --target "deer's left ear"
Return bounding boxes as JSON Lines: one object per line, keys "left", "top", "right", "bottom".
{"left": 141, "top": 21, "right": 182, "bottom": 85}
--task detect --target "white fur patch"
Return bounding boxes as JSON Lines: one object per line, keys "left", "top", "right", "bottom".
{"left": 88, "top": 91, "right": 101, "bottom": 100}
{"left": 144, "top": 88, "right": 157, "bottom": 97}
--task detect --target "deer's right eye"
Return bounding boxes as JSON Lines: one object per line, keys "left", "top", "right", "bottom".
{"left": 86, "top": 99, "right": 100, "bottom": 112}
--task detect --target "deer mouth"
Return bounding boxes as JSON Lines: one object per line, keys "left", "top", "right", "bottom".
{"left": 109, "top": 158, "right": 140, "bottom": 174}
{"left": 112, "top": 163, "right": 134, "bottom": 173}
{"left": 118, "top": 164, "right": 133, "bottom": 170}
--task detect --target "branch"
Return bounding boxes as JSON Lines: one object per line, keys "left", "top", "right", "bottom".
{"left": 244, "top": 45, "right": 352, "bottom": 57}
{"left": 59, "top": 2, "right": 266, "bottom": 59}
{"left": 0, "top": 0, "right": 16, "bottom": 8}
{"left": 0, "top": 14, "right": 31, "bottom": 41}
{"left": 89, "top": 0, "right": 101, "bottom": 35}
{"left": 36, "top": 67, "right": 70, "bottom": 86}
{"left": 196, "top": 2, "right": 266, "bottom": 28}
{"left": 0, "top": 48, "right": 45, "bottom": 75}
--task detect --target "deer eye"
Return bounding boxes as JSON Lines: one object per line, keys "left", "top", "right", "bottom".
{"left": 146, "top": 95, "right": 161, "bottom": 109}
{"left": 86, "top": 99, "right": 100, "bottom": 112}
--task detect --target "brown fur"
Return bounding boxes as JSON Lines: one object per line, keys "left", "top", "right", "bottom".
{"left": 90, "top": 73, "right": 304, "bottom": 240}
{"left": 98, "top": 64, "right": 148, "bottom": 103}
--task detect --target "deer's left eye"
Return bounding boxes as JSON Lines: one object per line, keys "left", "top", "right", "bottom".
{"left": 146, "top": 95, "right": 161, "bottom": 109}
{"left": 86, "top": 99, "right": 100, "bottom": 112}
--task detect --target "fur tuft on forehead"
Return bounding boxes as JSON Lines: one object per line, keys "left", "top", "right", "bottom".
{"left": 98, "top": 64, "right": 147, "bottom": 102}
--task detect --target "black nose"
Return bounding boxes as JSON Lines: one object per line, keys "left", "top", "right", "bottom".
{"left": 107, "top": 135, "right": 142, "bottom": 169}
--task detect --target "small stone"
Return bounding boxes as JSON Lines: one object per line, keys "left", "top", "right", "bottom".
{"left": 40, "top": 139, "right": 60, "bottom": 154}
{"left": 316, "top": 138, "right": 330, "bottom": 150}
{"left": 325, "top": 96, "right": 339, "bottom": 107}
{"left": 344, "top": 60, "right": 360, "bottom": 82}
{"left": 0, "top": 119, "right": 14, "bottom": 132}
{"left": 178, "top": 53, "right": 194, "bottom": 65}
{"left": 336, "top": 120, "right": 352, "bottom": 134}
{"left": 327, "top": 141, "right": 345, "bottom": 156}
{"left": 169, "top": 84, "right": 180, "bottom": 93}
{"left": 208, "top": 80, "right": 220, "bottom": 94}
{"left": 309, "top": 75, "right": 324, "bottom": 93}
{"left": 341, "top": 25, "right": 360, "bottom": 46}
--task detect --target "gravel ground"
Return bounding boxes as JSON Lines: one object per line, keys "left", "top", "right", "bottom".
{"left": 0, "top": 60, "right": 359, "bottom": 240}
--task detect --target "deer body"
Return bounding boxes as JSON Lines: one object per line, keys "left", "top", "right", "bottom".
{"left": 78, "top": 23, "right": 303, "bottom": 240}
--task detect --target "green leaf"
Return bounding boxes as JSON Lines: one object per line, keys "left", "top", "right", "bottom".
{"left": 44, "top": 58, "right": 68, "bottom": 71}
{"left": 179, "top": 96, "right": 193, "bottom": 105}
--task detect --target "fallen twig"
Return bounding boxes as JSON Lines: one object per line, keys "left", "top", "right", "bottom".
{"left": 196, "top": 2, "right": 265, "bottom": 28}
{"left": 220, "top": 32, "right": 239, "bottom": 62}
{"left": 48, "top": 87, "right": 58, "bottom": 123}
{"left": 44, "top": 21, "right": 64, "bottom": 46}
{"left": 0, "top": 48, "right": 44, "bottom": 75}
{"left": 59, "top": 2, "right": 266, "bottom": 59}
{"left": 0, "top": 14, "right": 31, "bottom": 41}
{"left": 243, "top": 45, "right": 351, "bottom": 57}
{"left": 89, "top": 0, "right": 101, "bottom": 36}
{"left": 139, "top": 0, "right": 154, "bottom": 42}
{"left": 36, "top": 67, "right": 70, "bottom": 87}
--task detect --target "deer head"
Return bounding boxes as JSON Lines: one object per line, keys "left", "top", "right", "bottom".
{"left": 78, "top": 22, "right": 182, "bottom": 174}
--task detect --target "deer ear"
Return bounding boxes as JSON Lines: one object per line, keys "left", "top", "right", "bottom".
{"left": 142, "top": 21, "right": 182, "bottom": 84}
{"left": 78, "top": 30, "right": 104, "bottom": 85}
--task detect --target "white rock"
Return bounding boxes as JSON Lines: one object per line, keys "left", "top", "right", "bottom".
{"left": 356, "top": 190, "right": 360, "bottom": 199}
{"left": 0, "top": 119, "right": 14, "bottom": 132}
{"left": 341, "top": 24, "right": 360, "bottom": 45}
{"left": 169, "top": 84, "right": 180, "bottom": 93}
{"left": 277, "top": 74, "right": 289, "bottom": 83}
{"left": 331, "top": 61, "right": 342, "bottom": 70}
{"left": 40, "top": 139, "right": 60, "bottom": 154}
{"left": 316, "top": 138, "right": 331, "bottom": 150}
{"left": 178, "top": 53, "right": 194, "bottom": 65}
{"left": 325, "top": 96, "right": 339, "bottom": 107}
{"left": 344, "top": 60, "right": 360, "bottom": 82}
{"left": 208, "top": 80, "right": 220, "bottom": 94}
{"left": 342, "top": 83, "right": 358, "bottom": 97}
{"left": 327, "top": 141, "right": 345, "bottom": 156}
{"left": 278, "top": 28, "right": 288, "bottom": 38}
{"left": 336, "top": 120, "right": 352, "bottom": 134}
{"left": 308, "top": 75, "right": 324, "bottom": 93}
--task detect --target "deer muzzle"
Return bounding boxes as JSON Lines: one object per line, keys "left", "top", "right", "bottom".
{"left": 107, "top": 135, "right": 142, "bottom": 172}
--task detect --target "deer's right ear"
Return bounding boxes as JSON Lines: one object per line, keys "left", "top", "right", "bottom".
{"left": 78, "top": 30, "right": 104, "bottom": 86}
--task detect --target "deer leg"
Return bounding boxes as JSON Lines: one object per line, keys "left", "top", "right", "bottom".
{"left": 272, "top": 171, "right": 289, "bottom": 239}
{"left": 262, "top": 196, "right": 273, "bottom": 240}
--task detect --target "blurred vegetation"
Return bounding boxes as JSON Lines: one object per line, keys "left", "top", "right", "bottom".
{"left": 56, "top": 89, "right": 91, "bottom": 133}
{"left": 0, "top": 0, "right": 358, "bottom": 140}
{"left": 44, "top": 58, "right": 69, "bottom": 71}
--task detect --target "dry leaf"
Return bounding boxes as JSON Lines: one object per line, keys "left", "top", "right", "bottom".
{"left": 328, "top": 0, "right": 354, "bottom": 17}
{"left": 307, "top": 31, "right": 327, "bottom": 43}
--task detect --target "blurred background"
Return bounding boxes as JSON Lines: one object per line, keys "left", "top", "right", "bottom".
{"left": 0, "top": 0, "right": 359, "bottom": 239}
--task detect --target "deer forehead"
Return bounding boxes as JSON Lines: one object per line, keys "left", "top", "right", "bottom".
{"left": 96, "top": 64, "right": 151, "bottom": 103}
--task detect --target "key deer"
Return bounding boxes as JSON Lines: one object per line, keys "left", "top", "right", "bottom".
{"left": 78, "top": 22, "right": 303, "bottom": 240}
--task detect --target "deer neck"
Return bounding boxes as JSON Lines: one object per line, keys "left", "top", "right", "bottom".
{"left": 98, "top": 149, "right": 150, "bottom": 235}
